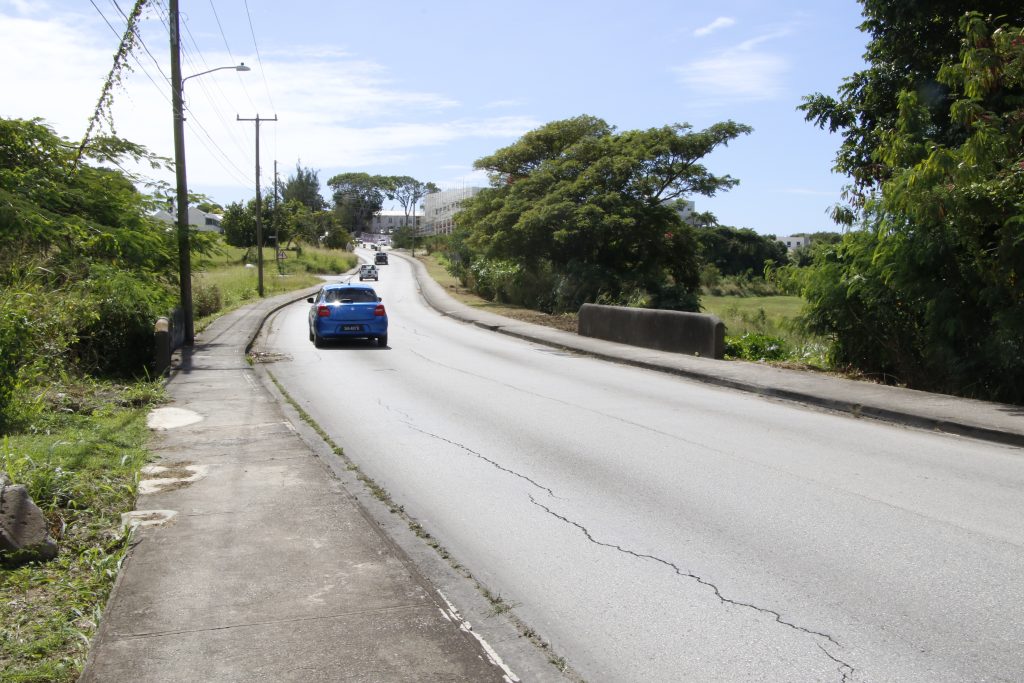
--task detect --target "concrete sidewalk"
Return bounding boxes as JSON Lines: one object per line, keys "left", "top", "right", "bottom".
{"left": 80, "top": 290, "right": 518, "bottom": 683}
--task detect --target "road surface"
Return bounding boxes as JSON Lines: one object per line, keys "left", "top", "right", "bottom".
{"left": 258, "top": 250, "right": 1024, "bottom": 682}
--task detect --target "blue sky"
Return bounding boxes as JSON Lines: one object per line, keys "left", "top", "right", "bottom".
{"left": 1, "top": 0, "right": 869, "bottom": 235}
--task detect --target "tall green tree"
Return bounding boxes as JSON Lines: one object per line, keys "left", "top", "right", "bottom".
{"left": 327, "top": 172, "right": 390, "bottom": 234}
{"left": 385, "top": 175, "right": 439, "bottom": 230}
{"left": 283, "top": 162, "right": 326, "bottom": 212}
{"left": 800, "top": 14, "right": 1024, "bottom": 402}
{"left": 800, "top": 0, "right": 1023, "bottom": 219}
{"left": 455, "top": 115, "right": 751, "bottom": 312}
{"left": 696, "top": 225, "right": 788, "bottom": 276}
{"left": 220, "top": 200, "right": 256, "bottom": 248}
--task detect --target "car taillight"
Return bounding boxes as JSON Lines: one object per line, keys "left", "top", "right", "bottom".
{"left": 374, "top": 304, "right": 386, "bottom": 317}
{"left": 318, "top": 305, "right": 331, "bottom": 317}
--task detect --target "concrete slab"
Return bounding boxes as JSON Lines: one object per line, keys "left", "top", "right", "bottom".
{"left": 81, "top": 605, "right": 507, "bottom": 683}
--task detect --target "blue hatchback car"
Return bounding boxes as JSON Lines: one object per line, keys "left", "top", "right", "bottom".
{"left": 307, "top": 283, "right": 388, "bottom": 347}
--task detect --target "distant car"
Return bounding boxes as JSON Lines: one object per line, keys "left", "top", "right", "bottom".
{"left": 307, "top": 283, "right": 388, "bottom": 347}
{"left": 374, "top": 252, "right": 388, "bottom": 265}
{"left": 370, "top": 244, "right": 378, "bottom": 251}
{"left": 358, "top": 264, "right": 378, "bottom": 281}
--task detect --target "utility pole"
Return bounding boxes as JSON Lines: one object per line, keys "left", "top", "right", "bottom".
{"left": 237, "top": 114, "right": 277, "bottom": 296}
{"left": 274, "top": 159, "right": 280, "bottom": 271}
{"left": 169, "top": 0, "right": 193, "bottom": 344}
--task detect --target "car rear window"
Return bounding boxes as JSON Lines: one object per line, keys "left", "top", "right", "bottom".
{"left": 324, "top": 288, "right": 376, "bottom": 303}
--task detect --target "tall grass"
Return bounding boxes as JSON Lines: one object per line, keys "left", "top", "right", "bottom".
{"left": 1, "top": 379, "right": 164, "bottom": 682}
{"left": 191, "top": 243, "right": 357, "bottom": 329}
{"left": 701, "top": 295, "right": 829, "bottom": 365}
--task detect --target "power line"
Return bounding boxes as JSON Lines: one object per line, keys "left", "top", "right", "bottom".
{"left": 242, "top": 0, "right": 277, "bottom": 113}
{"left": 90, "top": 0, "right": 251, "bottom": 186}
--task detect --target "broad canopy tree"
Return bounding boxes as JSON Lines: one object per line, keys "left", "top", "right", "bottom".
{"left": 453, "top": 115, "right": 752, "bottom": 312}
{"left": 327, "top": 172, "right": 389, "bottom": 235}
{"left": 386, "top": 175, "right": 438, "bottom": 231}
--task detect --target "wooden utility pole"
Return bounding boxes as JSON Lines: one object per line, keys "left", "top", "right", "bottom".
{"left": 237, "top": 114, "right": 277, "bottom": 296}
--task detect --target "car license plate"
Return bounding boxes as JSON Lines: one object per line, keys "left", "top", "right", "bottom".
{"left": 341, "top": 325, "right": 361, "bottom": 331}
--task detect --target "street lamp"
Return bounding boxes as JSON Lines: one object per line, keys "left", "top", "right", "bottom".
{"left": 171, "top": 7, "right": 250, "bottom": 345}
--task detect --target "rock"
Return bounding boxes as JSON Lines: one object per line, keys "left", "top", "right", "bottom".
{"left": 0, "top": 482, "right": 58, "bottom": 566}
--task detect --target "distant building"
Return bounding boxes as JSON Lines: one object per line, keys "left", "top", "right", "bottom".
{"left": 674, "top": 200, "right": 696, "bottom": 224}
{"left": 368, "top": 209, "right": 423, "bottom": 235}
{"left": 422, "top": 187, "right": 484, "bottom": 235}
{"left": 777, "top": 235, "right": 811, "bottom": 251}
{"left": 153, "top": 207, "right": 223, "bottom": 233}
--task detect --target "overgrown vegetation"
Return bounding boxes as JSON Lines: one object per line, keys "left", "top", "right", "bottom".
{"left": 798, "top": 9, "right": 1024, "bottom": 401}
{"left": 0, "top": 115, "right": 355, "bottom": 679}
{"left": 0, "top": 379, "right": 163, "bottom": 682}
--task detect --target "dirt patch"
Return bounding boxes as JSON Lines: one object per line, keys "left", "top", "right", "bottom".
{"left": 249, "top": 350, "right": 291, "bottom": 364}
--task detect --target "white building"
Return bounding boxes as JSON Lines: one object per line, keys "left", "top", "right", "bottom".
{"left": 367, "top": 209, "right": 424, "bottom": 236}
{"left": 153, "top": 207, "right": 223, "bottom": 233}
{"left": 777, "top": 235, "right": 811, "bottom": 251}
{"left": 422, "top": 187, "right": 484, "bottom": 235}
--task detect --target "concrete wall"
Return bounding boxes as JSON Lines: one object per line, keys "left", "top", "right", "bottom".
{"left": 578, "top": 303, "right": 724, "bottom": 359}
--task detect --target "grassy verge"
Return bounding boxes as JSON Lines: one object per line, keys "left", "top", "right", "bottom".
{"left": 1, "top": 379, "right": 165, "bottom": 682}
{"left": 192, "top": 244, "right": 357, "bottom": 332}
{"left": 416, "top": 251, "right": 831, "bottom": 366}
{"left": 415, "top": 253, "right": 578, "bottom": 333}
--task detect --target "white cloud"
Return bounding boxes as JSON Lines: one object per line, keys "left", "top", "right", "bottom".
{"left": 673, "top": 28, "right": 791, "bottom": 105}
{"left": 693, "top": 17, "right": 735, "bottom": 38}
{"left": 482, "top": 99, "right": 524, "bottom": 109}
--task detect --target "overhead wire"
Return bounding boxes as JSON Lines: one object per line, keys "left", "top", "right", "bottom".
{"left": 240, "top": 0, "right": 280, "bottom": 187}
{"left": 147, "top": 0, "right": 253, "bottom": 186}
{"left": 242, "top": 0, "right": 278, "bottom": 114}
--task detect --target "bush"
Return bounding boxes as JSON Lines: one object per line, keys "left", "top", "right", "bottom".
{"left": 191, "top": 280, "right": 223, "bottom": 318}
{"left": 67, "top": 265, "right": 176, "bottom": 378}
{"left": 724, "top": 333, "right": 790, "bottom": 362}
{"left": 0, "top": 286, "right": 72, "bottom": 431}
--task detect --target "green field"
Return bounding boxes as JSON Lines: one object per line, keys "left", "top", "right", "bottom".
{"left": 700, "top": 295, "right": 804, "bottom": 337}
{"left": 701, "top": 295, "right": 830, "bottom": 364}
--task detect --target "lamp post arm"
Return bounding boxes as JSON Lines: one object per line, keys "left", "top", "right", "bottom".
{"left": 181, "top": 63, "right": 248, "bottom": 87}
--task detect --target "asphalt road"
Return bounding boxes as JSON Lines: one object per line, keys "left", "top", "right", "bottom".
{"left": 259, "top": 250, "right": 1024, "bottom": 682}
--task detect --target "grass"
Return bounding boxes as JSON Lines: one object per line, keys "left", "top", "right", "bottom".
{"left": 1, "top": 378, "right": 165, "bottom": 683}
{"left": 417, "top": 251, "right": 832, "bottom": 366}
{"left": 191, "top": 243, "right": 357, "bottom": 332}
{"left": 700, "top": 295, "right": 804, "bottom": 338}
{"left": 701, "top": 295, "right": 831, "bottom": 366}
{"left": 416, "top": 252, "right": 578, "bottom": 333}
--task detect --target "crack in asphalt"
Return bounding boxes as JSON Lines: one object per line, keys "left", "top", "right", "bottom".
{"left": 819, "top": 643, "right": 856, "bottom": 682}
{"left": 401, "top": 422, "right": 557, "bottom": 498}
{"left": 374, "top": 402, "right": 855, "bottom": 680}
{"left": 529, "top": 494, "right": 856, "bottom": 681}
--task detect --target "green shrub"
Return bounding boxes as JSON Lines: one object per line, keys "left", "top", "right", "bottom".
{"left": 67, "top": 265, "right": 176, "bottom": 378}
{"left": 0, "top": 286, "right": 72, "bottom": 431}
{"left": 191, "top": 280, "right": 223, "bottom": 318}
{"left": 724, "top": 333, "right": 790, "bottom": 362}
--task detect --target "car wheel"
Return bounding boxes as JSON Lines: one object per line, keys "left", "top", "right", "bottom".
{"left": 378, "top": 335, "right": 388, "bottom": 347}
{"left": 314, "top": 332, "right": 324, "bottom": 348}
{"left": 309, "top": 327, "right": 314, "bottom": 342}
